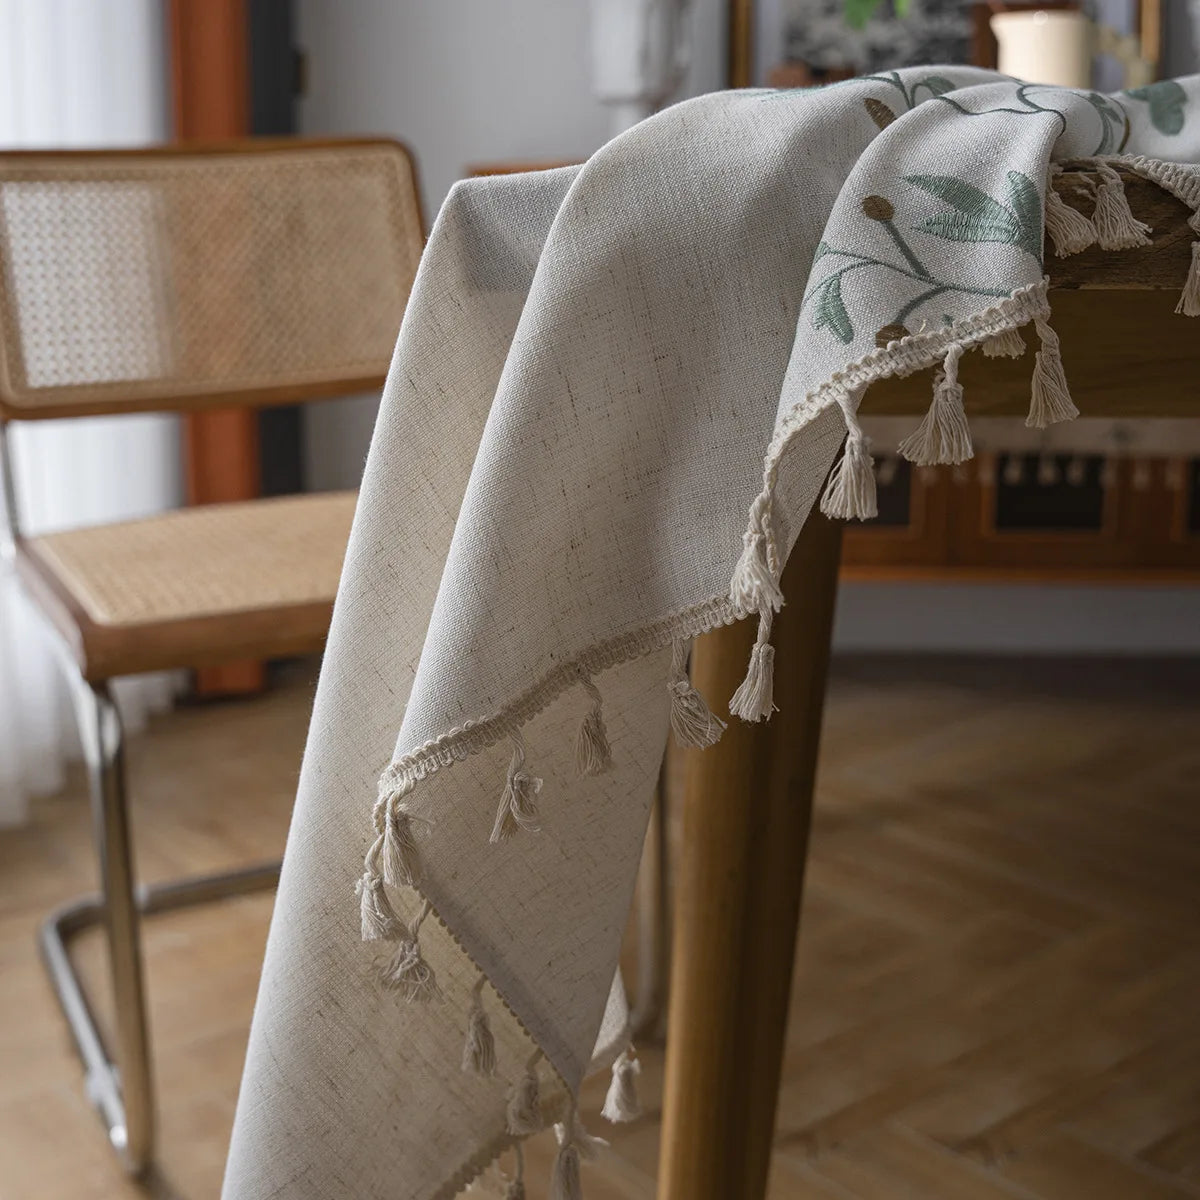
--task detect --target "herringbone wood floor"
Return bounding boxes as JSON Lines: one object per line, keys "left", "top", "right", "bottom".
{"left": 1, "top": 657, "right": 1198, "bottom": 1199}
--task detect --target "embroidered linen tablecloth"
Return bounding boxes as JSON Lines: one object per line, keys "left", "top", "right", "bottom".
{"left": 224, "top": 69, "right": 1200, "bottom": 1200}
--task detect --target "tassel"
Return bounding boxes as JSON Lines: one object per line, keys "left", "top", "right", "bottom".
{"left": 551, "top": 1108, "right": 607, "bottom": 1200}
{"left": 506, "top": 1050, "right": 543, "bottom": 1135}
{"left": 575, "top": 675, "right": 612, "bottom": 776}
{"left": 381, "top": 802, "right": 418, "bottom": 889}
{"left": 820, "top": 388, "right": 877, "bottom": 520}
{"left": 504, "top": 1143, "right": 527, "bottom": 1200}
{"left": 1027, "top": 316, "right": 1079, "bottom": 429}
{"left": 1176, "top": 221, "right": 1200, "bottom": 316}
{"left": 549, "top": 1142, "right": 581, "bottom": 1200}
{"left": 898, "top": 343, "right": 972, "bottom": 466}
{"left": 357, "top": 842, "right": 403, "bottom": 941}
{"left": 1092, "top": 163, "right": 1152, "bottom": 251}
{"left": 601, "top": 1047, "right": 642, "bottom": 1124}
{"left": 981, "top": 326, "right": 1026, "bottom": 358}
{"left": 729, "top": 523, "right": 784, "bottom": 613}
{"left": 729, "top": 610, "right": 775, "bottom": 722}
{"left": 462, "top": 975, "right": 497, "bottom": 1076}
{"left": 490, "top": 734, "right": 542, "bottom": 844}
{"left": 667, "top": 640, "right": 726, "bottom": 748}
{"left": 1044, "top": 167, "right": 1097, "bottom": 256}
{"left": 379, "top": 899, "right": 440, "bottom": 1001}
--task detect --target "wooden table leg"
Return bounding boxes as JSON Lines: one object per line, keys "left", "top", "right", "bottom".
{"left": 658, "top": 510, "right": 843, "bottom": 1200}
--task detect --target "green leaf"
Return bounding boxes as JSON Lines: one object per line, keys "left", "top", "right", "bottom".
{"left": 1004, "top": 170, "right": 1045, "bottom": 259}
{"left": 812, "top": 274, "right": 854, "bottom": 344}
{"left": 844, "top": 0, "right": 884, "bottom": 29}
{"left": 903, "top": 173, "right": 1012, "bottom": 222}
{"left": 1126, "top": 79, "right": 1187, "bottom": 136}
{"left": 919, "top": 212, "right": 1023, "bottom": 245}
{"left": 914, "top": 75, "right": 956, "bottom": 98}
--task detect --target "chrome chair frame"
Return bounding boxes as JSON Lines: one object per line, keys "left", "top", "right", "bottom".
{"left": 1, "top": 420, "right": 278, "bottom": 1176}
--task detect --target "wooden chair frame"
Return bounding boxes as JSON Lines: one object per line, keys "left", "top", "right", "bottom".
{"left": 0, "top": 137, "right": 423, "bottom": 1176}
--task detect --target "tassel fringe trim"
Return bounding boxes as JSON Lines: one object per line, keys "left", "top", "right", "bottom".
{"left": 729, "top": 609, "right": 776, "bottom": 722}
{"left": 506, "top": 1050, "right": 544, "bottom": 1135}
{"left": 1045, "top": 166, "right": 1098, "bottom": 257}
{"left": 1177, "top": 212, "right": 1200, "bottom": 316}
{"left": 1027, "top": 315, "right": 1079, "bottom": 428}
{"left": 820, "top": 387, "right": 877, "bottom": 521}
{"left": 490, "top": 734, "right": 543, "bottom": 844}
{"left": 575, "top": 675, "right": 613, "bottom": 776}
{"left": 667, "top": 639, "right": 725, "bottom": 748}
{"left": 601, "top": 1047, "right": 642, "bottom": 1124}
{"left": 1091, "top": 163, "right": 1153, "bottom": 251}
{"left": 463, "top": 975, "right": 498, "bottom": 1076}
{"left": 378, "top": 899, "right": 441, "bottom": 1002}
{"left": 898, "top": 343, "right": 972, "bottom": 466}
{"left": 981, "top": 326, "right": 1025, "bottom": 358}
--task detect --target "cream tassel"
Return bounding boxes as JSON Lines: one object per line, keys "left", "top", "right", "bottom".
{"left": 820, "top": 388, "right": 877, "bottom": 520}
{"left": 1044, "top": 166, "right": 1097, "bottom": 256}
{"left": 729, "top": 497, "right": 784, "bottom": 613}
{"left": 357, "top": 837, "right": 403, "bottom": 941}
{"left": 462, "top": 975, "right": 497, "bottom": 1076}
{"left": 575, "top": 675, "right": 613, "bottom": 776}
{"left": 1176, "top": 213, "right": 1200, "bottom": 316}
{"left": 551, "top": 1108, "right": 607, "bottom": 1200}
{"left": 981, "top": 326, "right": 1026, "bottom": 358}
{"left": 504, "top": 1142, "right": 527, "bottom": 1200}
{"left": 729, "top": 609, "right": 775, "bottom": 722}
{"left": 379, "top": 899, "right": 440, "bottom": 1001}
{"left": 506, "top": 1050, "right": 543, "bottom": 1135}
{"left": 667, "top": 640, "right": 726, "bottom": 748}
{"left": 490, "top": 734, "right": 542, "bottom": 844}
{"left": 380, "top": 790, "right": 419, "bottom": 890}
{"left": 1027, "top": 315, "right": 1079, "bottom": 429}
{"left": 897, "top": 343, "right": 972, "bottom": 466}
{"left": 601, "top": 1047, "right": 642, "bottom": 1124}
{"left": 1092, "top": 163, "right": 1152, "bottom": 251}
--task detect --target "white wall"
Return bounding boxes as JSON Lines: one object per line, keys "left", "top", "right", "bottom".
{"left": 297, "top": 0, "right": 725, "bottom": 493}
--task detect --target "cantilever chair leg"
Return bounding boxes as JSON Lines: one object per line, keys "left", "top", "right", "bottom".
{"left": 37, "top": 677, "right": 280, "bottom": 1175}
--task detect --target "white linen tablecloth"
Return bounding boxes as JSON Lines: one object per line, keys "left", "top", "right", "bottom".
{"left": 224, "top": 69, "right": 1200, "bottom": 1200}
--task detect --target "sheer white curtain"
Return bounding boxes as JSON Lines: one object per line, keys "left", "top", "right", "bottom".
{"left": 0, "top": 0, "right": 183, "bottom": 825}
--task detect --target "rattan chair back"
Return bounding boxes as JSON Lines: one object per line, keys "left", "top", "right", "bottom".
{"left": 0, "top": 139, "right": 423, "bottom": 421}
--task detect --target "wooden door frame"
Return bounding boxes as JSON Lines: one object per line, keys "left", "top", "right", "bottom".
{"left": 169, "top": 0, "right": 264, "bottom": 695}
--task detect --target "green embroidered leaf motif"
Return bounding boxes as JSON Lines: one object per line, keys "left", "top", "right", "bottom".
{"left": 1086, "top": 92, "right": 1128, "bottom": 153}
{"left": 1126, "top": 80, "right": 1187, "bottom": 136}
{"left": 1004, "top": 170, "right": 1045, "bottom": 259}
{"left": 904, "top": 173, "right": 1016, "bottom": 225}
{"left": 921, "top": 212, "right": 1023, "bottom": 245}
{"left": 813, "top": 241, "right": 835, "bottom": 263}
{"left": 904, "top": 172, "right": 1042, "bottom": 260}
{"left": 812, "top": 273, "right": 853, "bottom": 344}
{"left": 914, "top": 75, "right": 956, "bottom": 98}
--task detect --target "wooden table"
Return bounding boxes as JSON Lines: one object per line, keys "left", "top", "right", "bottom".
{"left": 657, "top": 167, "right": 1198, "bottom": 1200}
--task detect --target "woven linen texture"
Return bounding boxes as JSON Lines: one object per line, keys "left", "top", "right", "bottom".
{"left": 225, "top": 70, "right": 1200, "bottom": 1199}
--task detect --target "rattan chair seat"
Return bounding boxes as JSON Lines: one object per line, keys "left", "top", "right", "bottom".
{"left": 16, "top": 490, "right": 357, "bottom": 681}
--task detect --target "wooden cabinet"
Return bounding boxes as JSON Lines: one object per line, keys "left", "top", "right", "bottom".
{"left": 842, "top": 453, "right": 1200, "bottom": 582}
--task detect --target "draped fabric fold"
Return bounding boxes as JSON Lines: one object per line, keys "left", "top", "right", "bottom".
{"left": 225, "top": 70, "right": 1200, "bottom": 1199}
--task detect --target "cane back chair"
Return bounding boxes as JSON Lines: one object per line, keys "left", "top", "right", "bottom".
{"left": 0, "top": 138, "right": 424, "bottom": 1175}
